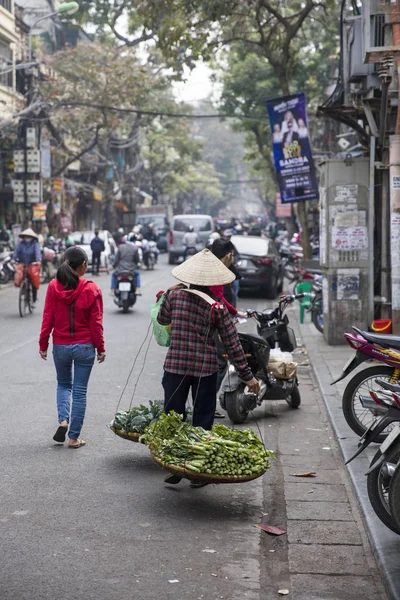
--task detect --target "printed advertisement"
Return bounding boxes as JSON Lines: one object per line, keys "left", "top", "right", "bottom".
{"left": 266, "top": 92, "right": 319, "bottom": 203}
{"left": 337, "top": 268, "right": 360, "bottom": 301}
{"left": 391, "top": 214, "right": 400, "bottom": 269}
{"left": 331, "top": 226, "right": 368, "bottom": 250}
{"left": 275, "top": 191, "right": 292, "bottom": 218}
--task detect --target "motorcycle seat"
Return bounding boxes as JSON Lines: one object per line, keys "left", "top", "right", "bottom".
{"left": 353, "top": 327, "right": 400, "bottom": 350}
{"left": 238, "top": 332, "right": 270, "bottom": 347}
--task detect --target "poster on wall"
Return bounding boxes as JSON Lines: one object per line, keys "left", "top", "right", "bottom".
{"left": 275, "top": 191, "right": 292, "bottom": 218}
{"left": 266, "top": 92, "right": 319, "bottom": 204}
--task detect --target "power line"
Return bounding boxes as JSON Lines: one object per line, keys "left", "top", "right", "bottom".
{"left": 53, "top": 101, "right": 269, "bottom": 121}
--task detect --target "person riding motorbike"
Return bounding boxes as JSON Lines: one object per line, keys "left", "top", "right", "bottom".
{"left": 60, "top": 228, "right": 74, "bottom": 251}
{"left": 182, "top": 225, "right": 200, "bottom": 259}
{"left": 12, "top": 228, "right": 41, "bottom": 307}
{"left": 110, "top": 235, "right": 141, "bottom": 295}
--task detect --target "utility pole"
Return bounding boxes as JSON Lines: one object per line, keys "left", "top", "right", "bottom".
{"left": 390, "top": 0, "right": 400, "bottom": 333}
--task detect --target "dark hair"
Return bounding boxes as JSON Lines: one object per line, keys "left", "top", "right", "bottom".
{"left": 95, "top": 229, "right": 99, "bottom": 235}
{"left": 57, "top": 246, "right": 88, "bottom": 290}
{"left": 211, "top": 238, "right": 235, "bottom": 260}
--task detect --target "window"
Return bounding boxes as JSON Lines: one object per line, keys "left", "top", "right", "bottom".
{"left": 0, "top": 0, "right": 12, "bottom": 13}
{"left": 232, "top": 237, "right": 270, "bottom": 257}
{"left": 0, "top": 42, "right": 12, "bottom": 88}
{"left": 173, "top": 217, "right": 212, "bottom": 232}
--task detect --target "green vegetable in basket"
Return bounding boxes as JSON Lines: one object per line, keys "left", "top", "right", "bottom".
{"left": 142, "top": 412, "right": 274, "bottom": 479}
{"left": 111, "top": 400, "right": 165, "bottom": 434}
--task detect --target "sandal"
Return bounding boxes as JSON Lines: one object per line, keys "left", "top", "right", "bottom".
{"left": 214, "top": 410, "right": 225, "bottom": 419}
{"left": 68, "top": 439, "right": 86, "bottom": 449}
{"left": 53, "top": 425, "right": 68, "bottom": 443}
{"left": 164, "top": 474, "right": 182, "bottom": 485}
{"left": 190, "top": 480, "right": 209, "bottom": 489}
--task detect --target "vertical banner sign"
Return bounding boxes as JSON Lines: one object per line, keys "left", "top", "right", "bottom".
{"left": 267, "top": 93, "right": 319, "bottom": 204}
{"left": 275, "top": 192, "right": 292, "bottom": 218}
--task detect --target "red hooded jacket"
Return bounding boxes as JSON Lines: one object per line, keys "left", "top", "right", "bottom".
{"left": 39, "top": 278, "right": 105, "bottom": 353}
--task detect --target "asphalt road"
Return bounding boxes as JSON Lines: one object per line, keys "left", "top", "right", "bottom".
{"left": 0, "top": 255, "right": 291, "bottom": 600}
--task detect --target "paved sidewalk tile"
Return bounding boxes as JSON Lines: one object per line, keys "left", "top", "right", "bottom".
{"left": 292, "top": 574, "right": 382, "bottom": 600}
{"left": 288, "top": 520, "right": 362, "bottom": 545}
{"left": 284, "top": 482, "right": 347, "bottom": 502}
{"left": 289, "top": 543, "right": 366, "bottom": 575}
{"left": 286, "top": 500, "right": 353, "bottom": 521}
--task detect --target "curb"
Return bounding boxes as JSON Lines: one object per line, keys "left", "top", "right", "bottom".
{"left": 298, "top": 324, "right": 400, "bottom": 600}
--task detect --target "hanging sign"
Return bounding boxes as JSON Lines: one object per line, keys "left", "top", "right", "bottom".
{"left": 275, "top": 192, "right": 292, "bottom": 218}
{"left": 266, "top": 92, "right": 319, "bottom": 204}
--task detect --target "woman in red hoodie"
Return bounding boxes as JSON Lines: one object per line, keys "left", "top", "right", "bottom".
{"left": 39, "top": 246, "right": 106, "bottom": 448}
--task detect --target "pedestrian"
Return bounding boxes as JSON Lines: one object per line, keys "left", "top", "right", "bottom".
{"left": 157, "top": 248, "right": 259, "bottom": 486}
{"left": 39, "top": 246, "right": 106, "bottom": 448}
{"left": 90, "top": 229, "right": 105, "bottom": 275}
{"left": 209, "top": 237, "right": 247, "bottom": 418}
{"left": 12, "top": 227, "right": 41, "bottom": 308}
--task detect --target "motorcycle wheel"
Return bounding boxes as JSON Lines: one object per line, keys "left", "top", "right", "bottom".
{"left": 122, "top": 299, "right": 130, "bottom": 313}
{"left": 285, "top": 384, "right": 301, "bottom": 409}
{"left": 312, "top": 305, "right": 324, "bottom": 334}
{"left": 225, "top": 385, "right": 249, "bottom": 424}
{"left": 0, "top": 269, "right": 9, "bottom": 284}
{"left": 389, "top": 455, "right": 400, "bottom": 531}
{"left": 342, "top": 366, "right": 395, "bottom": 441}
{"left": 367, "top": 445, "right": 400, "bottom": 535}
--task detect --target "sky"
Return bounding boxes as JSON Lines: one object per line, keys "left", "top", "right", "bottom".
{"left": 173, "top": 63, "right": 222, "bottom": 105}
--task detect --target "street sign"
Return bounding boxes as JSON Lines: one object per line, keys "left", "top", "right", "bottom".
{"left": 26, "top": 128, "right": 37, "bottom": 149}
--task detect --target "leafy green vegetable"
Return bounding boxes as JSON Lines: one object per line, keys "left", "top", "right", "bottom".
{"left": 111, "top": 400, "right": 165, "bottom": 434}
{"left": 141, "top": 411, "right": 274, "bottom": 478}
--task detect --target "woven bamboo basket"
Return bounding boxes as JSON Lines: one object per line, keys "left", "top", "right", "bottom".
{"left": 110, "top": 426, "right": 141, "bottom": 443}
{"left": 151, "top": 452, "right": 266, "bottom": 484}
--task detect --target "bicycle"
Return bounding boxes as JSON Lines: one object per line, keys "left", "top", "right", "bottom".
{"left": 18, "top": 266, "right": 33, "bottom": 318}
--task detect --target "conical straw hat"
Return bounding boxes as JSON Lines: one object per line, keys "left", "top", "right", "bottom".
{"left": 172, "top": 248, "right": 235, "bottom": 286}
{"left": 20, "top": 228, "right": 38, "bottom": 239}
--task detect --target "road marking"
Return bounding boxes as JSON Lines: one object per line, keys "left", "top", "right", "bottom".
{"left": 0, "top": 336, "right": 37, "bottom": 358}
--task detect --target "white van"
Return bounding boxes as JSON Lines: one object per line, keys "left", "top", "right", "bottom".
{"left": 168, "top": 214, "right": 214, "bottom": 264}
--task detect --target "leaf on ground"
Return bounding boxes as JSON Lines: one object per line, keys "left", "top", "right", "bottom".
{"left": 202, "top": 548, "right": 217, "bottom": 553}
{"left": 168, "top": 580, "right": 179, "bottom": 583}
{"left": 289, "top": 471, "right": 316, "bottom": 477}
{"left": 255, "top": 524, "right": 286, "bottom": 536}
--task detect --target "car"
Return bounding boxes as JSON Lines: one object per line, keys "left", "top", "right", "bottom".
{"left": 71, "top": 230, "right": 116, "bottom": 271}
{"left": 168, "top": 214, "right": 214, "bottom": 264}
{"left": 233, "top": 235, "right": 284, "bottom": 299}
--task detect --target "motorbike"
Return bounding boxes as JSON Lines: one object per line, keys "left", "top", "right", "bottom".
{"left": 184, "top": 245, "right": 198, "bottom": 260}
{"left": 309, "top": 276, "right": 323, "bottom": 334}
{"left": 114, "top": 272, "right": 137, "bottom": 313}
{"left": 333, "top": 327, "right": 400, "bottom": 440}
{"left": 142, "top": 240, "right": 158, "bottom": 270}
{"left": 220, "top": 294, "right": 303, "bottom": 424}
{"left": 345, "top": 380, "right": 400, "bottom": 534}
{"left": 0, "top": 250, "right": 14, "bottom": 284}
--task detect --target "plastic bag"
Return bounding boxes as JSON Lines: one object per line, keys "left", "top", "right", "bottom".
{"left": 268, "top": 361, "right": 297, "bottom": 380}
{"left": 149, "top": 294, "right": 171, "bottom": 347}
{"left": 14, "top": 263, "right": 24, "bottom": 288}
{"left": 269, "top": 349, "right": 293, "bottom": 363}
{"left": 28, "top": 263, "right": 40, "bottom": 290}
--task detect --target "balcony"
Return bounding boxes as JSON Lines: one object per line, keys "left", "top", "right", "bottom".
{"left": 0, "top": 0, "right": 12, "bottom": 12}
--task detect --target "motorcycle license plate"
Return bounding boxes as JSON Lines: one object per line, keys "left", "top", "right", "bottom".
{"left": 118, "top": 282, "right": 131, "bottom": 291}
{"left": 380, "top": 425, "right": 400, "bottom": 454}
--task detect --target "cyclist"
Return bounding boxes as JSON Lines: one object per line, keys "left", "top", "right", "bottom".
{"left": 12, "top": 228, "right": 41, "bottom": 307}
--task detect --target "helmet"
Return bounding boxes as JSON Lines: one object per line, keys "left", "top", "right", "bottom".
{"left": 62, "top": 228, "right": 69, "bottom": 234}
{"left": 48, "top": 236, "right": 55, "bottom": 242}
{"left": 118, "top": 227, "right": 124, "bottom": 234}
{"left": 133, "top": 225, "right": 140, "bottom": 234}
{"left": 188, "top": 225, "right": 194, "bottom": 232}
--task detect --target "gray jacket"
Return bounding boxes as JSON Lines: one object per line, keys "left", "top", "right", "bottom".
{"left": 114, "top": 242, "right": 139, "bottom": 275}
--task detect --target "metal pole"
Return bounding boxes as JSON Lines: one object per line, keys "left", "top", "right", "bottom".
{"left": 28, "top": 11, "right": 57, "bottom": 61}
{"left": 368, "top": 136, "right": 376, "bottom": 325}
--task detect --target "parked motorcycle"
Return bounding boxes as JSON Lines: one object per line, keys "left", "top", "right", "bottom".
{"left": 310, "top": 276, "right": 323, "bottom": 334}
{"left": 333, "top": 327, "right": 400, "bottom": 440}
{"left": 114, "top": 272, "right": 137, "bottom": 313}
{"left": 0, "top": 250, "right": 14, "bottom": 284}
{"left": 345, "top": 381, "right": 400, "bottom": 534}
{"left": 220, "top": 294, "right": 303, "bottom": 424}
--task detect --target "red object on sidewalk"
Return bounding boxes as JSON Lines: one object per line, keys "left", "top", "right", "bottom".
{"left": 371, "top": 319, "right": 392, "bottom": 334}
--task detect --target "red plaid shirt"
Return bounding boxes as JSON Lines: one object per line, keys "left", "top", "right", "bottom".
{"left": 157, "top": 289, "right": 252, "bottom": 380}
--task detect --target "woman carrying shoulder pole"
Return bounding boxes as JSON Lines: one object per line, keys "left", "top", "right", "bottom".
{"left": 39, "top": 246, "right": 106, "bottom": 448}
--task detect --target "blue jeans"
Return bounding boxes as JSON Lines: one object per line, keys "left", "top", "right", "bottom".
{"left": 111, "top": 270, "right": 141, "bottom": 290}
{"left": 232, "top": 279, "right": 240, "bottom": 297}
{"left": 53, "top": 344, "right": 95, "bottom": 439}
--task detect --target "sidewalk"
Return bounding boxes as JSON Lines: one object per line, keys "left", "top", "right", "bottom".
{"left": 294, "top": 310, "right": 400, "bottom": 600}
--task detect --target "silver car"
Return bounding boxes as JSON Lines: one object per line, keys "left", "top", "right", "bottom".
{"left": 168, "top": 214, "right": 214, "bottom": 264}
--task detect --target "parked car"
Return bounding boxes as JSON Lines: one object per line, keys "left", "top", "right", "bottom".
{"left": 72, "top": 230, "right": 116, "bottom": 271}
{"left": 168, "top": 214, "right": 213, "bottom": 264}
{"left": 233, "top": 235, "right": 284, "bottom": 298}
{"left": 135, "top": 214, "right": 169, "bottom": 252}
